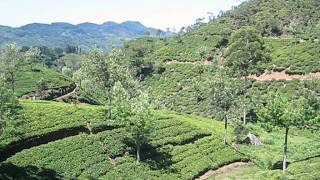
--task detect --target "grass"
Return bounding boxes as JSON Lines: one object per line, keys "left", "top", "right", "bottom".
{"left": 15, "top": 66, "right": 71, "bottom": 96}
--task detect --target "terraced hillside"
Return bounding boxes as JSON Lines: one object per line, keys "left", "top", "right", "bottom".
{"left": 0, "top": 100, "right": 242, "bottom": 179}
{"left": 0, "top": 101, "right": 318, "bottom": 179}
{"left": 16, "top": 66, "right": 71, "bottom": 97}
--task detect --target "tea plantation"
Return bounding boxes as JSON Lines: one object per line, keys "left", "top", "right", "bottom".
{"left": 15, "top": 66, "right": 71, "bottom": 96}
{"left": 0, "top": 100, "right": 242, "bottom": 179}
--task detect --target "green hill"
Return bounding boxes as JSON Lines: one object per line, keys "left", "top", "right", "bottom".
{"left": 123, "top": 0, "right": 320, "bottom": 75}
{"left": 15, "top": 66, "right": 71, "bottom": 96}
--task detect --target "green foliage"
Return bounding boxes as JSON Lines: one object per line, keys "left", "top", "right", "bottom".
{"left": 0, "top": 44, "right": 24, "bottom": 93}
{"left": 1, "top": 111, "right": 240, "bottom": 179}
{"left": 0, "top": 79, "right": 20, "bottom": 138}
{"left": 225, "top": 26, "right": 270, "bottom": 76}
{"left": 113, "top": 81, "right": 153, "bottom": 162}
{"left": 263, "top": 38, "right": 320, "bottom": 74}
{"left": 15, "top": 66, "right": 71, "bottom": 96}
{"left": 0, "top": 100, "right": 108, "bottom": 147}
{"left": 24, "top": 47, "right": 41, "bottom": 70}
{"left": 257, "top": 92, "right": 311, "bottom": 129}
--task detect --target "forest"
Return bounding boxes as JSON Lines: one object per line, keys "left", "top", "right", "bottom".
{"left": 0, "top": 0, "right": 319, "bottom": 179}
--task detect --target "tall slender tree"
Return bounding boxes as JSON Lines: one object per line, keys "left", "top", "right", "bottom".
{"left": 225, "top": 26, "right": 269, "bottom": 125}
{"left": 113, "top": 81, "right": 153, "bottom": 163}
{"left": 76, "top": 49, "right": 129, "bottom": 119}
{"left": 0, "top": 44, "right": 24, "bottom": 94}
{"left": 257, "top": 92, "right": 314, "bottom": 171}
{"left": 25, "top": 47, "right": 41, "bottom": 70}
{"left": 209, "top": 68, "right": 240, "bottom": 145}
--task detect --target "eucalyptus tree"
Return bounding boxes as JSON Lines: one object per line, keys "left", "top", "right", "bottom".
{"left": 113, "top": 81, "right": 153, "bottom": 163}
{"left": 225, "top": 26, "right": 270, "bottom": 124}
{"left": 25, "top": 47, "right": 41, "bottom": 70}
{"left": 0, "top": 75, "right": 19, "bottom": 137}
{"left": 208, "top": 68, "right": 240, "bottom": 144}
{"left": 257, "top": 92, "right": 315, "bottom": 171}
{"left": 0, "top": 44, "right": 24, "bottom": 93}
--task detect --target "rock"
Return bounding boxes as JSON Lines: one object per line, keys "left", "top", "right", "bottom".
{"left": 271, "top": 161, "right": 290, "bottom": 170}
{"left": 243, "top": 132, "right": 262, "bottom": 145}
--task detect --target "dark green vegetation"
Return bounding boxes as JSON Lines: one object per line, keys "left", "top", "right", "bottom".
{"left": 0, "top": 21, "right": 170, "bottom": 50}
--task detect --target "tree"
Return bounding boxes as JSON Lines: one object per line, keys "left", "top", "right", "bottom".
{"left": 208, "top": 68, "right": 240, "bottom": 145}
{"left": 0, "top": 75, "right": 20, "bottom": 137}
{"left": 0, "top": 44, "right": 24, "bottom": 93}
{"left": 193, "top": 62, "right": 205, "bottom": 81}
{"left": 25, "top": 47, "right": 41, "bottom": 70}
{"left": 36, "top": 78, "right": 48, "bottom": 97}
{"left": 76, "top": 49, "right": 127, "bottom": 119}
{"left": 257, "top": 92, "right": 313, "bottom": 171}
{"left": 225, "top": 26, "right": 269, "bottom": 124}
{"left": 113, "top": 81, "right": 153, "bottom": 163}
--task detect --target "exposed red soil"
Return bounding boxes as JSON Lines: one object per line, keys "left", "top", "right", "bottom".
{"left": 249, "top": 71, "right": 320, "bottom": 82}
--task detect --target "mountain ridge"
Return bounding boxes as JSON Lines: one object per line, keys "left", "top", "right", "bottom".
{"left": 0, "top": 21, "right": 170, "bottom": 49}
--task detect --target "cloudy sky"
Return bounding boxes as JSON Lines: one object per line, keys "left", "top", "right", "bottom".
{"left": 0, "top": 0, "right": 242, "bottom": 30}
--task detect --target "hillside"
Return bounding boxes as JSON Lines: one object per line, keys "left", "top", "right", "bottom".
{"left": 0, "top": 100, "right": 241, "bottom": 179}
{"left": 0, "top": 21, "right": 169, "bottom": 50}
{"left": 0, "top": 0, "right": 319, "bottom": 179}
{"left": 122, "top": 0, "right": 320, "bottom": 75}
{"left": 15, "top": 66, "right": 71, "bottom": 97}
{"left": 0, "top": 101, "right": 318, "bottom": 179}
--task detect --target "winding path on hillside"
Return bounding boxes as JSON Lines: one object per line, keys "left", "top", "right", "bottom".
{"left": 249, "top": 71, "right": 320, "bottom": 82}
{"left": 165, "top": 60, "right": 320, "bottom": 81}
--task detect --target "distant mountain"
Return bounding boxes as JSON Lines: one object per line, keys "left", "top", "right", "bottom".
{"left": 0, "top": 21, "right": 170, "bottom": 49}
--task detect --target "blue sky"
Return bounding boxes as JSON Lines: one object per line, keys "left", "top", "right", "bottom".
{"left": 0, "top": 0, "right": 242, "bottom": 30}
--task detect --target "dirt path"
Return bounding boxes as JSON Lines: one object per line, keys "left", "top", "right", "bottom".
{"left": 54, "top": 88, "right": 76, "bottom": 101}
{"left": 196, "top": 162, "right": 249, "bottom": 180}
{"left": 249, "top": 71, "right": 320, "bottom": 82}
{"left": 165, "top": 60, "right": 212, "bottom": 65}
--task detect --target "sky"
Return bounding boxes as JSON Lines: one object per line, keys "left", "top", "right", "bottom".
{"left": 0, "top": 0, "right": 242, "bottom": 30}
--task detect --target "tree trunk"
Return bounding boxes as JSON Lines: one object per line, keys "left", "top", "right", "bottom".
{"left": 224, "top": 114, "right": 228, "bottom": 145}
{"left": 136, "top": 135, "right": 141, "bottom": 163}
{"left": 10, "top": 72, "right": 15, "bottom": 94}
{"left": 283, "top": 127, "right": 289, "bottom": 172}
{"left": 243, "top": 76, "right": 247, "bottom": 125}
{"left": 108, "top": 88, "right": 112, "bottom": 119}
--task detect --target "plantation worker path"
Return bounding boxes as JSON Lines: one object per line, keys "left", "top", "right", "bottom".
{"left": 196, "top": 161, "right": 249, "bottom": 180}
{"left": 54, "top": 86, "right": 76, "bottom": 101}
{"left": 249, "top": 71, "right": 320, "bottom": 82}
{"left": 165, "top": 60, "right": 320, "bottom": 81}
{"left": 165, "top": 59, "right": 212, "bottom": 65}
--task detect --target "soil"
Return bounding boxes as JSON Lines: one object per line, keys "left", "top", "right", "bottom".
{"left": 249, "top": 71, "right": 320, "bottom": 82}
{"left": 165, "top": 60, "right": 212, "bottom": 65}
{"left": 54, "top": 88, "right": 76, "bottom": 101}
{"left": 196, "top": 162, "right": 249, "bottom": 180}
